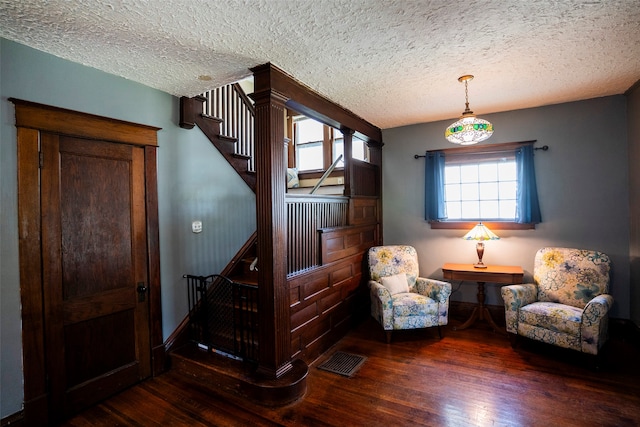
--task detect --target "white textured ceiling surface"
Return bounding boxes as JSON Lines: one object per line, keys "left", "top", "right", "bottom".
{"left": 1, "top": 0, "right": 640, "bottom": 129}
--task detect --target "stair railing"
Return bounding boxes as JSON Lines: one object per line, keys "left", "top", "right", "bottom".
{"left": 184, "top": 274, "right": 258, "bottom": 363}
{"left": 202, "top": 83, "right": 256, "bottom": 173}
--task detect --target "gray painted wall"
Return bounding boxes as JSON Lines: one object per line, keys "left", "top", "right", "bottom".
{"left": 0, "top": 39, "right": 256, "bottom": 418}
{"left": 381, "top": 96, "right": 630, "bottom": 319}
{"left": 628, "top": 83, "right": 640, "bottom": 327}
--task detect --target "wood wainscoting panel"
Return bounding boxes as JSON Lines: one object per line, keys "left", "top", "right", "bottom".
{"left": 349, "top": 196, "right": 379, "bottom": 226}
{"left": 288, "top": 253, "right": 367, "bottom": 363}
{"left": 319, "top": 224, "right": 377, "bottom": 265}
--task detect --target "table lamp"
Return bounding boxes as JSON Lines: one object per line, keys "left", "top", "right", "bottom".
{"left": 462, "top": 222, "right": 499, "bottom": 268}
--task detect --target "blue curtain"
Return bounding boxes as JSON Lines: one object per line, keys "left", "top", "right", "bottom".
{"left": 425, "top": 151, "right": 447, "bottom": 221}
{"left": 515, "top": 145, "right": 542, "bottom": 223}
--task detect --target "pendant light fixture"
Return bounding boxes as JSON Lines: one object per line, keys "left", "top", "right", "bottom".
{"left": 445, "top": 75, "right": 493, "bottom": 145}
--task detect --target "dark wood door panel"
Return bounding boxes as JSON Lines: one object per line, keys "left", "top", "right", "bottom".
{"left": 41, "top": 133, "right": 151, "bottom": 419}
{"left": 59, "top": 137, "right": 135, "bottom": 299}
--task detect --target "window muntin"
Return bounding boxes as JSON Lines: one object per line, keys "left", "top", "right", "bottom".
{"left": 444, "top": 157, "right": 517, "bottom": 221}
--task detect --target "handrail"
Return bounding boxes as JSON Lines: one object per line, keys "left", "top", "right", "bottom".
{"left": 310, "top": 154, "right": 343, "bottom": 195}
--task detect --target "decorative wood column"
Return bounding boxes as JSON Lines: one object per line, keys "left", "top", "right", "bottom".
{"left": 341, "top": 128, "right": 354, "bottom": 197}
{"left": 251, "top": 87, "right": 293, "bottom": 379}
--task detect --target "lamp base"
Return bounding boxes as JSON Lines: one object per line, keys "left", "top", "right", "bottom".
{"left": 473, "top": 262, "right": 487, "bottom": 269}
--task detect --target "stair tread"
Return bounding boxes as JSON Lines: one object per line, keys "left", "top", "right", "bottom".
{"left": 200, "top": 113, "right": 223, "bottom": 123}
{"left": 218, "top": 134, "right": 237, "bottom": 143}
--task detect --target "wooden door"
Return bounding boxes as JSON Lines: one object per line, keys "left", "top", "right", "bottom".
{"left": 41, "top": 134, "right": 151, "bottom": 419}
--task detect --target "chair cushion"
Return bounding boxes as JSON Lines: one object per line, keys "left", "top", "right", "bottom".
{"left": 392, "top": 293, "right": 437, "bottom": 317}
{"left": 368, "top": 246, "right": 419, "bottom": 288}
{"left": 518, "top": 302, "right": 583, "bottom": 335}
{"left": 286, "top": 168, "right": 299, "bottom": 188}
{"left": 381, "top": 273, "right": 409, "bottom": 295}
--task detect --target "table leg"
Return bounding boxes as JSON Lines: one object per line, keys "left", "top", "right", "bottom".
{"left": 454, "top": 281, "right": 505, "bottom": 334}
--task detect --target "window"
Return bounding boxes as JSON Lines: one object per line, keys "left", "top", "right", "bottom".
{"left": 332, "top": 135, "right": 368, "bottom": 167}
{"left": 425, "top": 142, "right": 541, "bottom": 229}
{"left": 294, "top": 117, "right": 369, "bottom": 171}
{"left": 444, "top": 154, "right": 517, "bottom": 220}
{"left": 295, "top": 118, "right": 324, "bottom": 171}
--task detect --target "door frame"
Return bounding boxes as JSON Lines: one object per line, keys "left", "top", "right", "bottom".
{"left": 11, "top": 99, "right": 165, "bottom": 426}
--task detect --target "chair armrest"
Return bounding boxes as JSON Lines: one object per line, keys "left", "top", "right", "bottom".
{"left": 581, "top": 294, "right": 614, "bottom": 355}
{"left": 368, "top": 280, "right": 392, "bottom": 304}
{"left": 501, "top": 284, "right": 538, "bottom": 334}
{"left": 415, "top": 277, "right": 452, "bottom": 303}
{"left": 583, "top": 294, "right": 614, "bottom": 326}
{"left": 368, "top": 280, "right": 393, "bottom": 330}
{"left": 501, "top": 284, "right": 538, "bottom": 309}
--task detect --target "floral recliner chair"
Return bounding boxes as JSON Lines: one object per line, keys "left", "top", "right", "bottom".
{"left": 501, "top": 247, "right": 613, "bottom": 357}
{"left": 368, "top": 245, "right": 451, "bottom": 343}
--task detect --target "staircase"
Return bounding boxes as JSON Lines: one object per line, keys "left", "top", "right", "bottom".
{"left": 171, "top": 68, "right": 383, "bottom": 407}
{"left": 180, "top": 82, "right": 256, "bottom": 192}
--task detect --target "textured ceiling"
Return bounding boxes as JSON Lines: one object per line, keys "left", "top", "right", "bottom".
{"left": 1, "top": 0, "right": 639, "bottom": 129}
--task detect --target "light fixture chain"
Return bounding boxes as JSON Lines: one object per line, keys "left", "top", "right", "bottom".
{"left": 465, "top": 80, "right": 469, "bottom": 110}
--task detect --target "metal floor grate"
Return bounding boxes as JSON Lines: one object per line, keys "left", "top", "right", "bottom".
{"left": 317, "top": 351, "right": 367, "bottom": 377}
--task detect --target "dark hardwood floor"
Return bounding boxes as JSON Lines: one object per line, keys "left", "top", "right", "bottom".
{"left": 63, "top": 316, "right": 640, "bottom": 427}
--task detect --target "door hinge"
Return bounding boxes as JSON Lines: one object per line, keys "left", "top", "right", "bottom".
{"left": 39, "top": 151, "right": 44, "bottom": 169}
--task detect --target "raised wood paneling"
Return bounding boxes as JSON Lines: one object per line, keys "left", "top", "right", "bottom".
{"left": 288, "top": 253, "right": 367, "bottom": 363}
{"left": 320, "top": 224, "right": 377, "bottom": 264}
{"left": 349, "top": 196, "right": 379, "bottom": 226}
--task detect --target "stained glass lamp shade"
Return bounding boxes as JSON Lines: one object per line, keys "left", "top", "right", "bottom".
{"left": 445, "top": 75, "right": 493, "bottom": 145}
{"left": 462, "top": 222, "right": 500, "bottom": 268}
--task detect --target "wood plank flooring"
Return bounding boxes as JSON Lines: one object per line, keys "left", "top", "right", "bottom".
{"left": 63, "top": 317, "right": 640, "bottom": 427}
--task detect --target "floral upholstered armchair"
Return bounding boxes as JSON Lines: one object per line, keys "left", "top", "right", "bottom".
{"left": 368, "top": 245, "right": 451, "bottom": 343}
{"left": 501, "top": 247, "right": 613, "bottom": 357}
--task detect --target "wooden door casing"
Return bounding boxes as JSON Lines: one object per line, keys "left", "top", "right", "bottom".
{"left": 12, "top": 99, "right": 163, "bottom": 426}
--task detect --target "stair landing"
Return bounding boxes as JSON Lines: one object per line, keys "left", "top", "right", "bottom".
{"left": 170, "top": 343, "right": 308, "bottom": 407}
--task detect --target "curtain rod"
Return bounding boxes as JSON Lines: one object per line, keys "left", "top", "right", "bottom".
{"left": 414, "top": 142, "right": 548, "bottom": 159}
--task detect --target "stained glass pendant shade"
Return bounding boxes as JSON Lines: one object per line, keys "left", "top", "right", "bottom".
{"left": 445, "top": 75, "right": 493, "bottom": 145}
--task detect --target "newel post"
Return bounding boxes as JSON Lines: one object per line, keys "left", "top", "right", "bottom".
{"left": 250, "top": 77, "right": 292, "bottom": 379}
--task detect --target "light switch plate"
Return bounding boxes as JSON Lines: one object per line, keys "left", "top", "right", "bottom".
{"left": 192, "top": 220, "right": 203, "bottom": 233}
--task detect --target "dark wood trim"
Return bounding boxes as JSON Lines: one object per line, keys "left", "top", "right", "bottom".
{"left": 144, "top": 146, "right": 165, "bottom": 376}
{"left": 16, "top": 127, "right": 49, "bottom": 426}
{"left": 1, "top": 410, "right": 24, "bottom": 427}
{"left": 430, "top": 221, "right": 536, "bottom": 230}
{"left": 343, "top": 129, "right": 354, "bottom": 197}
{"left": 10, "top": 98, "right": 160, "bottom": 146}
{"left": 251, "top": 63, "right": 382, "bottom": 144}
{"left": 252, "top": 88, "right": 293, "bottom": 379}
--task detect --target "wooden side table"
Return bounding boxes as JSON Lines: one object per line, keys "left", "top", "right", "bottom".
{"left": 442, "top": 263, "right": 524, "bottom": 333}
